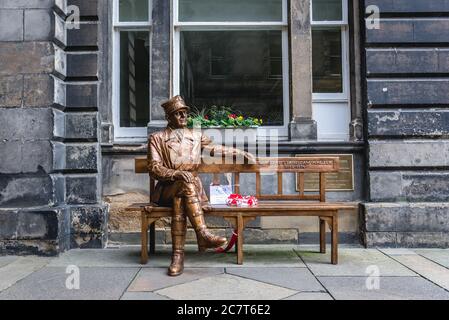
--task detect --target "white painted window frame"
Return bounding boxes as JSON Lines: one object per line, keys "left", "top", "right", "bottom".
{"left": 112, "top": 0, "right": 152, "bottom": 141}
{"left": 311, "top": 0, "right": 350, "bottom": 102}
{"left": 310, "top": 0, "right": 351, "bottom": 142}
{"left": 172, "top": 0, "right": 290, "bottom": 138}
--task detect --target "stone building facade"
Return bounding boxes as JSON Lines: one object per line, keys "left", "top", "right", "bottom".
{"left": 0, "top": 0, "right": 448, "bottom": 256}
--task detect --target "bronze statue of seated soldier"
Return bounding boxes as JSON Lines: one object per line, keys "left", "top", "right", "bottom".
{"left": 147, "top": 95, "right": 255, "bottom": 276}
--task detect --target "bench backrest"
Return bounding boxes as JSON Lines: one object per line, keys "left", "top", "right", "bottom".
{"left": 135, "top": 157, "right": 340, "bottom": 203}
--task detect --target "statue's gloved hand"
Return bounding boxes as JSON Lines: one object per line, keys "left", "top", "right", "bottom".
{"left": 173, "top": 171, "right": 195, "bottom": 183}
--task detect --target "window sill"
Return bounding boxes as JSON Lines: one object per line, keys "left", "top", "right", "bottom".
{"left": 101, "top": 140, "right": 365, "bottom": 155}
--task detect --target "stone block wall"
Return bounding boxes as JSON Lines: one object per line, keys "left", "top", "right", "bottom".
{"left": 362, "top": 0, "right": 449, "bottom": 247}
{"left": 0, "top": 0, "right": 106, "bottom": 255}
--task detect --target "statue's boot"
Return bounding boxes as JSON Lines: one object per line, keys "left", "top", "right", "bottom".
{"left": 168, "top": 197, "right": 186, "bottom": 276}
{"left": 185, "top": 196, "right": 227, "bottom": 251}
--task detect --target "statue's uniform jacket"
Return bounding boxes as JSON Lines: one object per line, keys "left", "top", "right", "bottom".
{"left": 148, "top": 127, "right": 229, "bottom": 205}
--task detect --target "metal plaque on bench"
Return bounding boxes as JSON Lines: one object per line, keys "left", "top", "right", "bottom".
{"left": 295, "top": 154, "right": 354, "bottom": 192}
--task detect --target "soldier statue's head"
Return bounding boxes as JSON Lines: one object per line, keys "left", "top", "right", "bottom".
{"left": 162, "top": 95, "right": 190, "bottom": 129}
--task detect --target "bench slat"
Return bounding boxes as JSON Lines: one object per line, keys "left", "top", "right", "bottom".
{"left": 136, "top": 156, "right": 340, "bottom": 174}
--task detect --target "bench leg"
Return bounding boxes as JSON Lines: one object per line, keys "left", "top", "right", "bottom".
{"left": 331, "top": 214, "right": 338, "bottom": 265}
{"left": 237, "top": 215, "right": 244, "bottom": 265}
{"left": 141, "top": 212, "right": 149, "bottom": 265}
{"left": 319, "top": 218, "right": 326, "bottom": 254}
{"left": 149, "top": 222, "right": 156, "bottom": 254}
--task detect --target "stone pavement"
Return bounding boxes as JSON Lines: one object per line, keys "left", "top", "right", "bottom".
{"left": 0, "top": 245, "right": 448, "bottom": 300}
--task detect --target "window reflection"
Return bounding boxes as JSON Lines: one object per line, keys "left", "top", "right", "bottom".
{"left": 120, "top": 31, "right": 149, "bottom": 127}
{"left": 312, "top": 27, "right": 343, "bottom": 93}
{"left": 180, "top": 31, "right": 284, "bottom": 126}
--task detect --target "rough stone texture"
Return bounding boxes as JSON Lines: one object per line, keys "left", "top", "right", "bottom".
{"left": 368, "top": 109, "right": 449, "bottom": 138}
{"left": 23, "top": 74, "right": 54, "bottom": 107}
{"left": 0, "top": 240, "right": 61, "bottom": 256}
{"left": 0, "top": 0, "right": 106, "bottom": 256}
{"left": 0, "top": 42, "right": 54, "bottom": 76}
{"left": 104, "top": 192, "right": 152, "bottom": 233}
{"left": 65, "top": 175, "right": 99, "bottom": 205}
{"left": 0, "top": 0, "right": 54, "bottom": 8}
{"left": 102, "top": 155, "right": 150, "bottom": 194}
{"left": 71, "top": 205, "right": 107, "bottom": 235}
{"left": 363, "top": 1, "right": 449, "bottom": 247}
{"left": 0, "top": 108, "right": 53, "bottom": 141}
{"left": 65, "top": 83, "right": 98, "bottom": 109}
{"left": 364, "top": 231, "right": 449, "bottom": 248}
{"left": 0, "top": 175, "right": 55, "bottom": 208}
{"left": 364, "top": 232, "right": 399, "bottom": 247}
{"left": 53, "top": 143, "right": 99, "bottom": 171}
{"left": 0, "top": 9, "right": 24, "bottom": 41}
{"left": 0, "top": 141, "right": 52, "bottom": 174}
{"left": 66, "top": 53, "right": 98, "bottom": 78}
{"left": 53, "top": 112, "right": 98, "bottom": 140}
{"left": 397, "top": 232, "right": 449, "bottom": 248}
{"left": 0, "top": 75, "right": 24, "bottom": 107}
{"left": 243, "top": 228, "right": 299, "bottom": 244}
{"left": 364, "top": 203, "right": 449, "bottom": 232}
{"left": 289, "top": 119, "right": 318, "bottom": 141}
{"left": 369, "top": 140, "right": 449, "bottom": 168}
{"left": 369, "top": 171, "right": 449, "bottom": 202}
{"left": 24, "top": 9, "right": 53, "bottom": 41}
{"left": 0, "top": 210, "right": 59, "bottom": 240}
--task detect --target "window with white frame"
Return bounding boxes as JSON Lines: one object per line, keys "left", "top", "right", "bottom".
{"left": 311, "top": 0, "right": 351, "bottom": 141}
{"left": 113, "top": 0, "right": 152, "bottom": 140}
{"left": 174, "top": 0, "right": 289, "bottom": 132}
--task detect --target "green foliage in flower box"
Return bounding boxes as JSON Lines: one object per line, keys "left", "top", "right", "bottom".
{"left": 187, "top": 106, "right": 263, "bottom": 128}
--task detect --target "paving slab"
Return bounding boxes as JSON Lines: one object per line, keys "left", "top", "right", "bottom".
{"left": 283, "top": 292, "right": 333, "bottom": 300}
{"left": 296, "top": 248, "right": 416, "bottom": 276}
{"left": 0, "top": 267, "right": 139, "bottom": 300}
{"left": 47, "top": 247, "right": 164, "bottom": 268}
{"left": 121, "top": 292, "right": 170, "bottom": 300}
{"left": 379, "top": 249, "right": 418, "bottom": 256}
{"left": 48, "top": 245, "right": 304, "bottom": 268}
{"left": 155, "top": 274, "right": 298, "bottom": 300}
{"left": 128, "top": 267, "right": 224, "bottom": 292}
{"left": 415, "top": 249, "right": 449, "bottom": 269}
{"left": 318, "top": 276, "right": 449, "bottom": 300}
{"left": 388, "top": 254, "right": 449, "bottom": 291}
{"left": 226, "top": 267, "right": 324, "bottom": 292}
{"left": 184, "top": 245, "right": 305, "bottom": 267}
{"left": 0, "top": 256, "right": 50, "bottom": 292}
{"left": 0, "top": 256, "right": 19, "bottom": 268}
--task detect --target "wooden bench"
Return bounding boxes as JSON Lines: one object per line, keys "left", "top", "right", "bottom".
{"left": 128, "top": 157, "right": 358, "bottom": 265}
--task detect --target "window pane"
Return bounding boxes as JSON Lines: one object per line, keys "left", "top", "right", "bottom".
{"left": 180, "top": 31, "right": 284, "bottom": 126}
{"left": 312, "top": 27, "right": 342, "bottom": 93}
{"left": 312, "top": 0, "right": 342, "bottom": 21}
{"left": 119, "top": 0, "right": 149, "bottom": 22}
{"left": 178, "top": 0, "right": 283, "bottom": 22}
{"left": 120, "top": 31, "right": 149, "bottom": 127}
